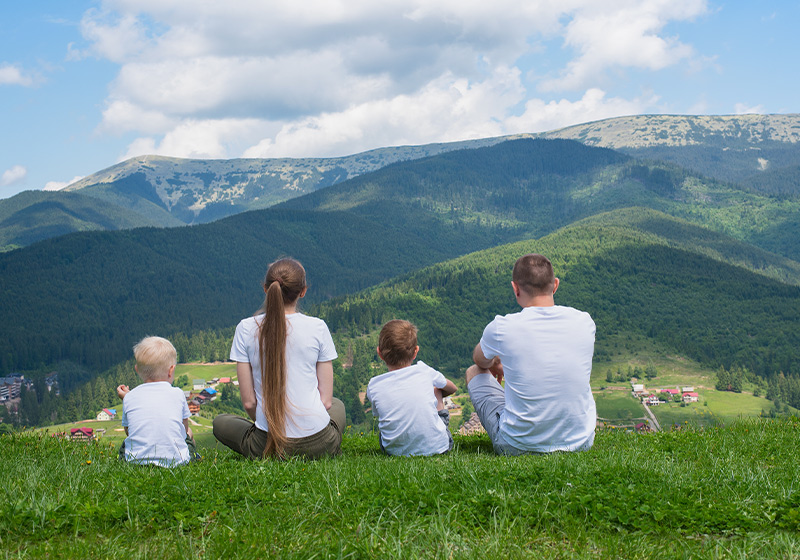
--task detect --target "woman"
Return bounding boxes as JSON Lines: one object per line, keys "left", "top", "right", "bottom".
{"left": 213, "top": 258, "right": 346, "bottom": 459}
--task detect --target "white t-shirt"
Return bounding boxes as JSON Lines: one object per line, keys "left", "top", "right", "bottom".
{"left": 480, "top": 305, "right": 596, "bottom": 452}
{"left": 366, "top": 361, "right": 450, "bottom": 456}
{"left": 230, "top": 312, "right": 338, "bottom": 438}
{"left": 121, "top": 381, "right": 191, "bottom": 467}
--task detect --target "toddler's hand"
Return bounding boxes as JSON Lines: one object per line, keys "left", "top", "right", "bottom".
{"left": 116, "top": 384, "right": 130, "bottom": 400}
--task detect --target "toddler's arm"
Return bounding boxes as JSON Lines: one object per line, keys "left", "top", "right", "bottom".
{"left": 116, "top": 384, "right": 130, "bottom": 400}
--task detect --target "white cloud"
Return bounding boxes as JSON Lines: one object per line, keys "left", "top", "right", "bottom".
{"left": 505, "top": 88, "right": 660, "bottom": 134}
{"left": 122, "top": 118, "right": 271, "bottom": 160}
{"left": 541, "top": 0, "right": 708, "bottom": 91}
{"left": 83, "top": 0, "right": 711, "bottom": 160}
{"left": 43, "top": 176, "right": 85, "bottom": 191}
{"left": 0, "top": 64, "right": 34, "bottom": 87}
{"left": 734, "top": 103, "right": 765, "bottom": 115}
{"left": 1, "top": 166, "right": 27, "bottom": 187}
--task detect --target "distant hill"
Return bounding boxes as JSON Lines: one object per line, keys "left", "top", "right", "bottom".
{"left": 3, "top": 114, "right": 798, "bottom": 251}
{"left": 316, "top": 207, "right": 800, "bottom": 379}
{"left": 0, "top": 190, "right": 168, "bottom": 251}
{"left": 544, "top": 114, "right": 800, "bottom": 183}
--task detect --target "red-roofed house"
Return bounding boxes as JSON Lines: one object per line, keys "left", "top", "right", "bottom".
{"left": 219, "top": 377, "right": 231, "bottom": 384}
{"left": 683, "top": 392, "right": 699, "bottom": 403}
{"left": 661, "top": 389, "right": 679, "bottom": 395}
{"left": 70, "top": 427, "right": 94, "bottom": 441}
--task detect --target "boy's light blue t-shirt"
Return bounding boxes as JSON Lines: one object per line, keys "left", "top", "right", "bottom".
{"left": 121, "top": 381, "right": 191, "bottom": 467}
{"left": 366, "top": 361, "right": 450, "bottom": 456}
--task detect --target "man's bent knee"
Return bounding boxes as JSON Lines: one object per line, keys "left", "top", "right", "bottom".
{"left": 465, "top": 364, "right": 488, "bottom": 386}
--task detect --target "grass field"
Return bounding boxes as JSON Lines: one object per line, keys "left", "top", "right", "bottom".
{"left": 4, "top": 419, "right": 800, "bottom": 559}
{"left": 174, "top": 362, "right": 237, "bottom": 390}
{"left": 593, "top": 390, "right": 646, "bottom": 423}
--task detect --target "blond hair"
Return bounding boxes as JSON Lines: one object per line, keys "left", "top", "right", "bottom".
{"left": 133, "top": 336, "right": 177, "bottom": 382}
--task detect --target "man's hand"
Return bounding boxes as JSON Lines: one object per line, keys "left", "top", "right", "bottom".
{"left": 489, "top": 359, "right": 504, "bottom": 384}
{"left": 116, "top": 385, "right": 130, "bottom": 400}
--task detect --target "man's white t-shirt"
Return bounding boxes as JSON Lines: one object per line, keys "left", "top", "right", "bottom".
{"left": 121, "top": 381, "right": 191, "bottom": 467}
{"left": 230, "top": 312, "right": 338, "bottom": 438}
{"left": 366, "top": 361, "right": 451, "bottom": 456}
{"left": 480, "top": 305, "right": 596, "bottom": 452}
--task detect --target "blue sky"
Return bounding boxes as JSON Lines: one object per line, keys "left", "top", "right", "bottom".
{"left": 1, "top": 0, "right": 798, "bottom": 199}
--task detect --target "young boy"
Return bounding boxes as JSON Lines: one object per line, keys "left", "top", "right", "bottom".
{"left": 116, "top": 336, "right": 198, "bottom": 466}
{"left": 366, "top": 320, "right": 458, "bottom": 456}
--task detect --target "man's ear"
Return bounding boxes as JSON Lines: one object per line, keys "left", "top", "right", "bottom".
{"left": 552, "top": 277, "right": 560, "bottom": 295}
{"left": 511, "top": 280, "right": 520, "bottom": 298}
{"left": 376, "top": 346, "right": 383, "bottom": 360}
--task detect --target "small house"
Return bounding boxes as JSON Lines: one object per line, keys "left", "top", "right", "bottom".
{"left": 96, "top": 408, "right": 117, "bottom": 421}
{"left": 188, "top": 402, "right": 200, "bottom": 415}
{"left": 199, "top": 387, "right": 217, "bottom": 399}
{"left": 661, "top": 389, "right": 679, "bottom": 395}
{"left": 631, "top": 384, "right": 645, "bottom": 396}
{"left": 70, "top": 427, "right": 94, "bottom": 441}
{"left": 192, "top": 380, "right": 206, "bottom": 391}
{"left": 683, "top": 392, "right": 699, "bottom": 403}
{"left": 643, "top": 394, "right": 661, "bottom": 405}
{"left": 682, "top": 386, "right": 695, "bottom": 393}
{"left": 219, "top": 377, "right": 231, "bottom": 384}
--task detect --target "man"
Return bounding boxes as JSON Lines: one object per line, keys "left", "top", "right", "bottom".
{"left": 467, "top": 253, "right": 596, "bottom": 454}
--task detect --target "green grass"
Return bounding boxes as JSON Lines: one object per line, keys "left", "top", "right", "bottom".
{"left": 4, "top": 419, "right": 800, "bottom": 559}
{"left": 593, "top": 390, "right": 647, "bottom": 423}
{"left": 174, "top": 363, "right": 237, "bottom": 390}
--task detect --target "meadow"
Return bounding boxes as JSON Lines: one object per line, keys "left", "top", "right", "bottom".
{"left": 4, "top": 418, "right": 800, "bottom": 559}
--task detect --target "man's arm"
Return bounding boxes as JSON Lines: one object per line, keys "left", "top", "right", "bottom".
{"left": 472, "top": 343, "right": 504, "bottom": 383}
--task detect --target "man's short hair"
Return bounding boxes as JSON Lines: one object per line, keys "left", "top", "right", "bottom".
{"left": 133, "top": 336, "right": 177, "bottom": 381}
{"left": 512, "top": 254, "right": 555, "bottom": 296}
{"left": 378, "top": 320, "right": 418, "bottom": 367}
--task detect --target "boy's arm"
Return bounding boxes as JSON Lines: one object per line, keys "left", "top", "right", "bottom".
{"left": 316, "top": 361, "right": 334, "bottom": 410}
{"left": 236, "top": 362, "right": 258, "bottom": 422}
{"left": 441, "top": 379, "right": 458, "bottom": 397}
{"left": 116, "top": 384, "right": 130, "bottom": 400}
{"left": 183, "top": 418, "right": 193, "bottom": 440}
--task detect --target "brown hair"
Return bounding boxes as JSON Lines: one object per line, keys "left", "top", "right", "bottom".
{"left": 133, "top": 336, "right": 177, "bottom": 382}
{"left": 258, "top": 258, "right": 307, "bottom": 458}
{"left": 512, "top": 253, "right": 555, "bottom": 296}
{"left": 378, "top": 320, "right": 418, "bottom": 367}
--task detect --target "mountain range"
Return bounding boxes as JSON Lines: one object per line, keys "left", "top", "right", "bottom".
{"left": 2, "top": 133, "right": 800, "bottom": 380}
{"left": 2, "top": 114, "right": 799, "bottom": 251}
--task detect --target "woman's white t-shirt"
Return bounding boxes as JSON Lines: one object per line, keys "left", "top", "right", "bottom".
{"left": 230, "top": 312, "right": 338, "bottom": 438}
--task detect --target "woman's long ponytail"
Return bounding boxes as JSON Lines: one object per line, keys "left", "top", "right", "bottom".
{"left": 257, "top": 259, "right": 306, "bottom": 458}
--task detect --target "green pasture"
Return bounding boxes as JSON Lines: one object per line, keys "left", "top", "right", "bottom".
{"left": 593, "top": 390, "right": 646, "bottom": 423}
{"left": 174, "top": 362, "right": 237, "bottom": 389}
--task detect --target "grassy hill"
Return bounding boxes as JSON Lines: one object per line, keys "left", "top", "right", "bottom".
{"left": 4, "top": 419, "right": 800, "bottom": 559}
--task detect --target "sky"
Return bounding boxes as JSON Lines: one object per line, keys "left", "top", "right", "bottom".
{"left": 1, "top": 0, "right": 799, "bottom": 199}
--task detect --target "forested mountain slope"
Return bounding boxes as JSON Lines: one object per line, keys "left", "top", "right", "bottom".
{"left": 315, "top": 207, "right": 800, "bottom": 380}
{"left": 2, "top": 139, "right": 799, "bottom": 376}
{"left": 0, "top": 190, "right": 169, "bottom": 251}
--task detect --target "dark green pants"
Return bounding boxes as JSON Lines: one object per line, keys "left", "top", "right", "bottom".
{"left": 213, "top": 397, "right": 346, "bottom": 459}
